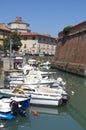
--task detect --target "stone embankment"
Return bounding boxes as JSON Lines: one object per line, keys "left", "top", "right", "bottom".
{"left": 2, "top": 56, "right": 53, "bottom": 71}
{"left": 53, "top": 21, "right": 86, "bottom": 77}
{"left": 51, "top": 61, "right": 86, "bottom": 77}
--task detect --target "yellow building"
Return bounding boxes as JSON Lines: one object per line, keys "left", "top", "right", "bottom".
{"left": 20, "top": 32, "right": 57, "bottom": 56}
{"left": 8, "top": 17, "right": 57, "bottom": 56}
{"left": 0, "top": 23, "right": 11, "bottom": 45}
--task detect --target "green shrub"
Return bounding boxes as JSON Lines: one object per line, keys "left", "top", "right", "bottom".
{"left": 63, "top": 26, "right": 72, "bottom": 35}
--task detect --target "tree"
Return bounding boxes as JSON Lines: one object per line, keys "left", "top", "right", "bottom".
{"left": 63, "top": 26, "right": 72, "bottom": 35}
{"left": 3, "top": 31, "right": 22, "bottom": 52}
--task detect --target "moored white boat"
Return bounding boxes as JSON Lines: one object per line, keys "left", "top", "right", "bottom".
{"left": 0, "top": 93, "right": 31, "bottom": 120}
{"left": 0, "top": 84, "right": 69, "bottom": 108}
{"left": 8, "top": 71, "right": 55, "bottom": 88}
{"left": 28, "top": 86, "right": 69, "bottom": 106}
{"left": 10, "top": 85, "right": 69, "bottom": 107}
{"left": 4, "top": 65, "right": 69, "bottom": 108}
{"left": 39, "top": 61, "right": 51, "bottom": 69}
{"left": 30, "top": 92, "right": 61, "bottom": 107}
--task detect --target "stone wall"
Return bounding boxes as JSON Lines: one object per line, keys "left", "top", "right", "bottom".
{"left": 58, "top": 21, "right": 86, "bottom": 38}
{"left": 53, "top": 21, "right": 86, "bottom": 77}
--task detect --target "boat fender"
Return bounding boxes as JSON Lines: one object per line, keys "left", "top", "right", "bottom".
{"left": 33, "top": 111, "right": 38, "bottom": 116}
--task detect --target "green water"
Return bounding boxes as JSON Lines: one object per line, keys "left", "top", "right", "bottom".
{"left": 0, "top": 69, "right": 86, "bottom": 130}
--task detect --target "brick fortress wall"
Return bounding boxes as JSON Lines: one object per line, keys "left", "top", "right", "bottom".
{"left": 54, "top": 21, "right": 86, "bottom": 64}
{"left": 52, "top": 21, "right": 86, "bottom": 77}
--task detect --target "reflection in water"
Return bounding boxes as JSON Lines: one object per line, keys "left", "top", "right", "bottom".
{"left": 55, "top": 70, "right": 86, "bottom": 130}
{"left": 30, "top": 105, "right": 67, "bottom": 116}
{"left": 1, "top": 114, "right": 31, "bottom": 130}
{"left": 0, "top": 106, "right": 68, "bottom": 130}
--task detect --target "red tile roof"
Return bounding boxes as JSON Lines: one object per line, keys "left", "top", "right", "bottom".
{"left": 20, "top": 32, "right": 56, "bottom": 39}
{"left": 0, "top": 23, "right": 11, "bottom": 32}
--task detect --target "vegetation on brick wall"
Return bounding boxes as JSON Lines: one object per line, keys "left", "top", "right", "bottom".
{"left": 63, "top": 26, "right": 72, "bottom": 35}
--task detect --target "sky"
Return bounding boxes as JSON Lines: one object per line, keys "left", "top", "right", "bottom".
{"left": 0, "top": 0, "right": 86, "bottom": 37}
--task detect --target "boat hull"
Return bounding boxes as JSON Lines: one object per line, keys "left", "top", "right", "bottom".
{"left": 0, "top": 113, "right": 15, "bottom": 120}
{"left": 30, "top": 95, "right": 61, "bottom": 107}
{"left": 0, "top": 94, "right": 31, "bottom": 120}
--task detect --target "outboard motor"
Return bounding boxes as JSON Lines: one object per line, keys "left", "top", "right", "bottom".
{"left": 18, "top": 108, "right": 27, "bottom": 117}
{"left": 10, "top": 100, "right": 27, "bottom": 117}
{"left": 10, "top": 100, "right": 19, "bottom": 115}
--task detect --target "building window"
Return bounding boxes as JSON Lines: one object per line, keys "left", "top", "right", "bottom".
{"left": 39, "top": 37, "right": 41, "bottom": 41}
{"left": 32, "top": 43, "right": 36, "bottom": 48}
{"left": 32, "top": 36, "right": 36, "bottom": 40}
{"left": 43, "top": 38, "right": 45, "bottom": 41}
{"left": 24, "top": 36, "right": 27, "bottom": 40}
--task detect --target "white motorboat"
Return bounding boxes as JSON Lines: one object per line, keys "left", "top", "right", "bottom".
{"left": 39, "top": 61, "right": 51, "bottom": 69}
{"left": 0, "top": 84, "right": 69, "bottom": 108}
{"left": 8, "top": 72, "right": 24, "bottom": 81}
{"left": 8, "top": 70, "right": 55, "bottom": 88}
{"left": 52, "top": 77, "right": 66, "bottom": 87}
{"left": 9, "top": 80, "right": 24, "bottom": 88}
{"left": 0, "top": 94, "right": 31, "bottom": 120}
{"left": 29, "top": 92, "right": 61, "bottom": 107}
{"left": 5, "top": 68, "right": 69, "bottom": 108}
{"left": 17, "top": 62, "right": 55, "bottom": 76}
{"left": 28, "top": 59, "right": 39, "bottom": 66}
{"left": 12, "top": 85, "right": 69, "bottom": 107}
{"left": 0, "top": 88, "right": 60, "bottom": 107}
{"left": 9, "top": 76, "right": 54, "bottom": 88}
{"left": 24, "top": 73, "right": 55, "bottom": 86}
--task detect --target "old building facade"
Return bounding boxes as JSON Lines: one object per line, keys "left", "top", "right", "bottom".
{"left": 8, "top": 17, "right": 30, "bottom": 32}
{"left": 0, "top": 23, "right": 10, "bottom": 45}
{"left": 7, "top": 17, "right": 56, "bottom": 56}
{"left": 20, "top": 32, "right": 56, "bottom": 56}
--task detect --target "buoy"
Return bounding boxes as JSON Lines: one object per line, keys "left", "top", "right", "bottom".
{"left": 33, "top": 111, "right": 38, "bottom": 116}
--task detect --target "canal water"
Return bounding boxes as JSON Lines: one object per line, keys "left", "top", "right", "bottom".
{"left": 0, "top": 68, "right": 86, "bottom": 130}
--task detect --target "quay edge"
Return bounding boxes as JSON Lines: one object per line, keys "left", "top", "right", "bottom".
{"left": 51, "top": 62, "right": 86, "bottom": 78}
{"left": 1, "top": 57, "right": 86, "bottom": 78}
